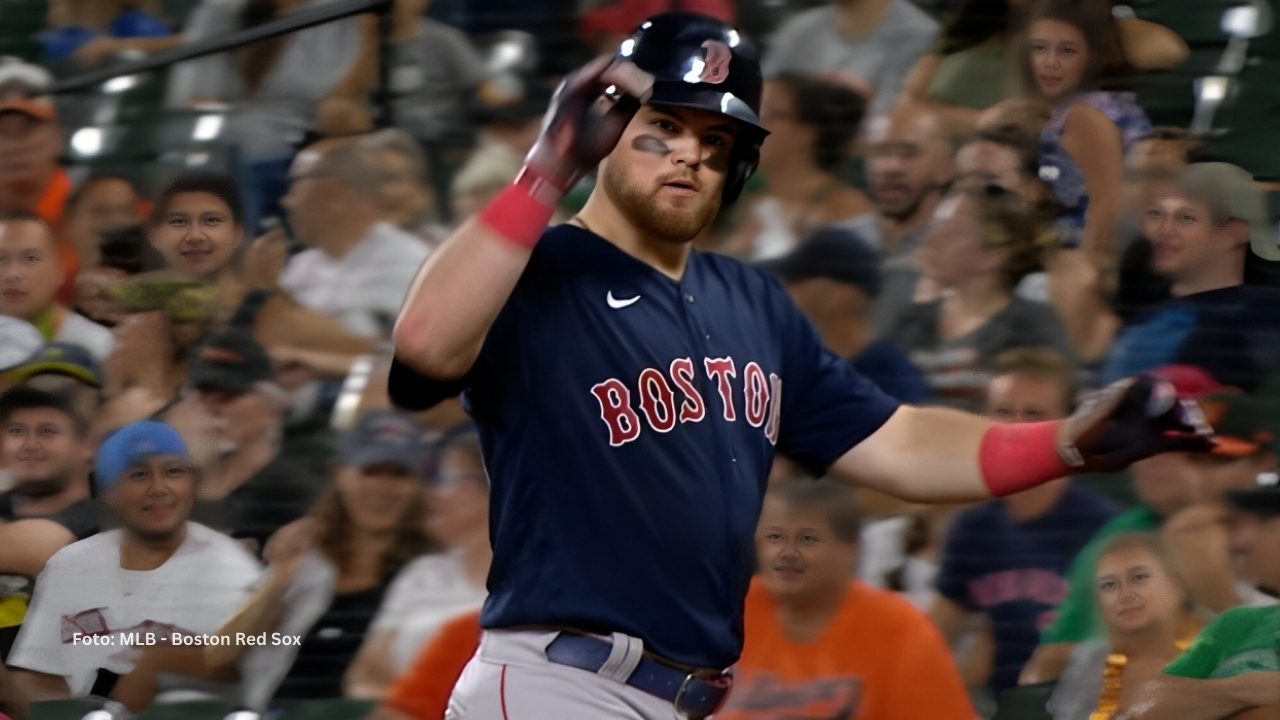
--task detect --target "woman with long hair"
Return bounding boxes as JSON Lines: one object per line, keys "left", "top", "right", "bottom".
{"left": 888, "top": 182, "right": 1069, "bottom": 408}
{"left": 903, "top": 0, "right": 1186, "bottom": 129}
{"left": 1020, "top": 0, "right": 1151, "bottom": 261}
{"left": 1048, "top": 532, "right": 1202, "bottom": 719}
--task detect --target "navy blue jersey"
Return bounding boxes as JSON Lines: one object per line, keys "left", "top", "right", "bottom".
{"left": 390, "top": 225, "right": 899, "bottom": 668}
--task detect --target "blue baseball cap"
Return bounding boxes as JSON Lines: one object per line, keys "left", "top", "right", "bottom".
{"left": 95, "top": 421, "right": 191, "bottom": 492}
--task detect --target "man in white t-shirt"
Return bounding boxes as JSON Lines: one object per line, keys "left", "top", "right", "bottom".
{"left": 0, "top": 211, "right": 114, "bottom": 362}
{"left": 278, "top": 139, "right": 430, "bottom": 339}
{"left": 3, "top": 421, "right": 261, "bottom": 709}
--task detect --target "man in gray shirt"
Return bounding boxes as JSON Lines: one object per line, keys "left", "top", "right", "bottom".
{"left": 763, "top": 0, "right": 938, "bottom": 115}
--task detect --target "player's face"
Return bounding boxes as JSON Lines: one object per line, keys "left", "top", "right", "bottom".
{"left": 1028, "top": 19, "right": 1090, "bottom": 100}
{"left": 1094, "top": 545, "right": 1186, "bottom": 636}
{"left": 1228, "top": 510, "right": 1280, "bottom": 591}
{"left": 985, "top": 372, "right": 1070, "bottom": 422}
{"left": 599, "top": 104, "right": 735, "bottom": 244}
{"left": 337, "top": 462, "right": 422, "bottom": 534}
{"left": 0, "top": 219, "right": 62, "bottom": 321}
{"left": 1144, "top": 192, "right": 1241, "bottom": 284}
{"left": 866, "top": 113, "right": 953, "bottom": 222}
{"left": 109, "top": 455, "right": 197, "bottom": 541}
{"left": 423, "top": 446, "right": 488, "bottom": 545}
{"left": 3, "top": 407, "right": 89, "bottom": 495}
{"left": 150, "top": 192, "right": 242, "bottom": 279}
{"left": 756, "top": 497, "right": 856, "bottom": 602}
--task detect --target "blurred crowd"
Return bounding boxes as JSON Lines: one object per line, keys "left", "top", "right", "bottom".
{"left": 0, "top": 0, "right": 1278, "bottom": 718}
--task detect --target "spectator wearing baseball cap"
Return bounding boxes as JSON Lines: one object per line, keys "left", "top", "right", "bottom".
{"left": 1100, "top": 162, "right": 1280, "bottom": 392}
{"left": 349, "top": 428, "right": 490, "bottom": 698}
{"left": 0, "top": 386, "right": 98, "bottom": 657}
{"left": 1027, "top": 379, "right": 1279, "bottom": 684}
{"left": 6, "top": 341, "right": 105, "bottom": 426}
{"left": 4, "top": 421, "right": 261, "bottom": 705}
{"left": 0, "top": 58, "right": 81, "bottom": 297}
{"left": 199, "top": 410, "right": 434, "bottom": 712}
{"left": 763, "top": 227, "right": 930, "bottom": 403}
{"left": 186, "top": 329, "right": 322, "bottom": 557}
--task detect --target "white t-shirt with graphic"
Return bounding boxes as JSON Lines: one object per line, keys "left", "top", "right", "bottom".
{"left": 7, "top": 522, "right": 261, "bottom": 695}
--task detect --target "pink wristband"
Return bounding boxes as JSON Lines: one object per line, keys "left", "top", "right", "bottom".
{"left": 978, "top": 421, "right": 1072, "bottom": 497}
{"left": 476, "top": 169, "right": 563, "bottom": 250}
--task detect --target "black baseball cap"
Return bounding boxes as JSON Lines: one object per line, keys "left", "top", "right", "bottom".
{"left": 1226, "top": 472, "right": 1280, "bottom": 517}
{"left": 188, "top": 329, "right": 273, "bottom": 394}
{"left": 7, "top": 342, "right": 103, "bottom": 388}
{"left": 759, "top": 227, "right": 882, "bottom": 298}
{"left": 340, "top": 409, "right": 429, "bottom": 474}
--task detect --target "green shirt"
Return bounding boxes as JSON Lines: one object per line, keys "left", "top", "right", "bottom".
{"left": 1040, "top": 506, "right": 1162, "bottom": 643}
{"left": 1165, "top": 606, "right": 1280, "bottom": 678}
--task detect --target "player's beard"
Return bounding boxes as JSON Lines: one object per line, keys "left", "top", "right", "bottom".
{"left": 601, "top": 163, "right": 720, "bottom": 243}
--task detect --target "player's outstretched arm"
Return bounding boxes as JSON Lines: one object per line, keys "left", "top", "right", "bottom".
{"left": 392, "top": 57, "right": 653, "bottom": 380}
{"left": 830, "top": 375, "right": 1213, "bottom": 503}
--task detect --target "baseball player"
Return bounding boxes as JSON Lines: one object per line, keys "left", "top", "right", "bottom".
{"left": 389, "top": 13, "right": 1210, "bottom": 720}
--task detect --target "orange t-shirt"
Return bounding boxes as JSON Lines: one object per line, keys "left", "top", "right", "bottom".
{"left": 384, "top": 609, "right": 482, "bottom": 720}
{"left": 32, "top": 167, "right": 80, "bottom": 304}
{"left": 719, "top": 579, "right": 976, "bottom": 720}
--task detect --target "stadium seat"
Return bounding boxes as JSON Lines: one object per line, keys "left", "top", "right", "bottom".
{"left": 993, "top": 680, "right": 1056, "bottom": 720}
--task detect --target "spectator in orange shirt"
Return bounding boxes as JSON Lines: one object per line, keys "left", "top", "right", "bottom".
{"left": 371, "top": 609, "right": 482, "bottom": 720}
{"left": 719, "top": 479, "right": 976, "bottom": 720}
{"left": 0, "top": 58, "right": 81, "bottom": 303}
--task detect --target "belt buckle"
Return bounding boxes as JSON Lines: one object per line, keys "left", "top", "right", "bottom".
{"left": 674, "top": 668, "right": 733, "bottom": 718}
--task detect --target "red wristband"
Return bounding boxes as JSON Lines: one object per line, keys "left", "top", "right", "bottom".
{"left": 978, "top": 421, "right": 1072, "bottom": 497}
{"left": 476, "top": 168, "right": 563, "bottom": 250}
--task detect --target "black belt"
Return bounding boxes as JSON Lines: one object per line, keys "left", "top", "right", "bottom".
{"left": 544, "top": 633, "right": 732, "bottom": 718}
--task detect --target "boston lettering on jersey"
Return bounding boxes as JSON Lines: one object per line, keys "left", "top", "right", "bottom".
{"left": 388, "top": 225, "right": 899, "bottom": 670}
{"left": 590, "top": 356, "right": 782, "bottom": 446}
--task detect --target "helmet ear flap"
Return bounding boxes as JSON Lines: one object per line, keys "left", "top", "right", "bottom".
{"left": 722, "top": 143, "right": 759, "bottom": 205}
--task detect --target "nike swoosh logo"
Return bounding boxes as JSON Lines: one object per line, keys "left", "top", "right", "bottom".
{"left": 606, "top": 291, "right": 641, "bottom": 309}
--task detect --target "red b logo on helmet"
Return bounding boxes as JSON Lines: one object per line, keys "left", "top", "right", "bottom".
{"left": 698, "top": 40, "right": 731, "bottom": 84}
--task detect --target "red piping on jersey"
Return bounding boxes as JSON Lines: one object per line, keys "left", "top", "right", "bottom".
{"left": 500, "top": 664, "right": 510, "bottom": 720}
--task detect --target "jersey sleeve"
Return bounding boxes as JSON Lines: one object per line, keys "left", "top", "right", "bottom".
{"left": 773, "top": 289, "right": 900, "bottom": 476}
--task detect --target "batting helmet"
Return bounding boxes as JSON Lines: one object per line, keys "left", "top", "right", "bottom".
{"left": 617, "top": 12, "right": 769, "bottom": 204}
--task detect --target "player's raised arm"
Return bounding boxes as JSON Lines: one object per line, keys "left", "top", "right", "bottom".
{"left": 831, "top": 375, "right": 1214, "bottom": 502}
{"left": 391, "top": 57, "right": 653, "bottom": 380}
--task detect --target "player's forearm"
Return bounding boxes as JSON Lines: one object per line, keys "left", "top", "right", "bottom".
{"left": 393, "top": 214, "right": 538, "bottom": 379}
{"left": 834, "top": 406, "right": 995, "bottom": 502}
